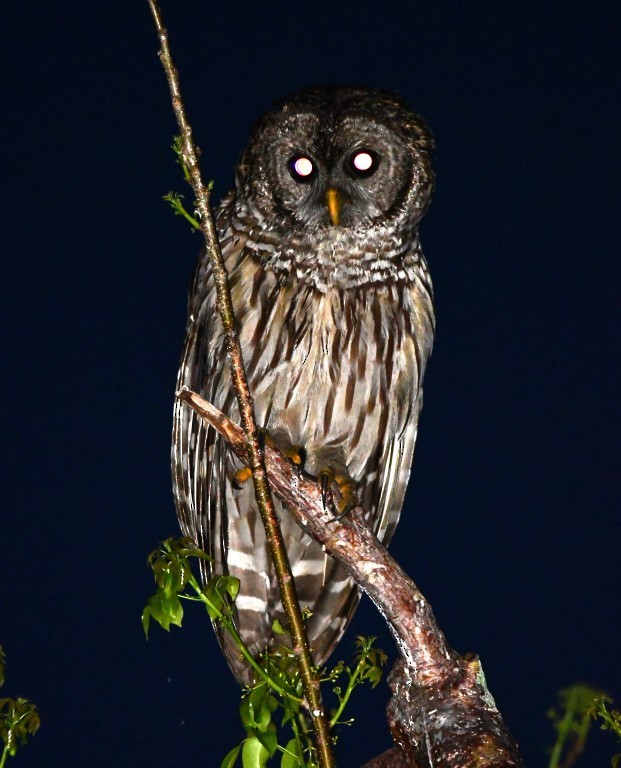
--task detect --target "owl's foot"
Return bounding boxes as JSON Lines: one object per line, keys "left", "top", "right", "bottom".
{"left": 282, "top": 445, "right": 306, "bottom": 472}
{"left": 260, "top": 431, "right": 306, "bottom": 474}
{"left": 258, "top": 428, "right": 276, "bottom": 451}
{"left": 318, "top": 467, "right": 358, "bottom": 516}
{"left": 233, "top": 466, "right": 253, "bottom": 487}
{"left": 236, "top": 435, "right": 305, "bottom": 487}
{"left": 233, "top": 430, "right": 278, "bottom": 487}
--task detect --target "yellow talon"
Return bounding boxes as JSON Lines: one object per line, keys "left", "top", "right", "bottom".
{"left": 316, "top": 467, "right": 358, "bottom": 515}
{"left": 334, "top": 474, "right": 358, "bottom": 515}
{"left": 234, "top": 466, "right": 253, "bottom": 484}
{"left": 283, "top": 446, "right": 304, "bottom": 466}
{"left": 258, "top": 428, "right": 276, "bottom": 450}
{"left": 317, "top": 467, "right": 336, "bottom": 510}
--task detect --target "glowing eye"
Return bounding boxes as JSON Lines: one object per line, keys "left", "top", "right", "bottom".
{"left": 294, "top": 157, "right": 313, "bottom": 176}
{"left": 289, "top": 155, "right": 316, "bottom": 182}
{"left": 349, "top": 149, "right": 379, "bottom": 177}
{"left": 353, "top": 152, "right": 373, "bottom": 171}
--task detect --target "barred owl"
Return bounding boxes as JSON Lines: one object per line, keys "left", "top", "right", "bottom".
{"left": 172, "top": 86, "right": 435, "bottom": 685}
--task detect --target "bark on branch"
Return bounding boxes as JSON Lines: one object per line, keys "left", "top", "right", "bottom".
{"left": 178, "top": 388, "right": 524, "bottom": 768}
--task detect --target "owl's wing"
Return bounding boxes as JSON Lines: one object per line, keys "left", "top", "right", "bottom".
{"left": 370, "top": 278, "right": 434, "bottom": 547}
{"left": 173, "top": 239, "right": 280, "bottom": 684}
{"left": 171, "top": 259, "right": 223, "bottom": 575}
{"left": 371, "top": 395, "right": 422, "bottom": 547}
{"left": 172, "top": 204, "right": 237, "bottom": 559}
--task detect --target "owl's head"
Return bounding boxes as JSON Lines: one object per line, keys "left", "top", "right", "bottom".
{"left": 227, "top": 87, "right": 434, "bottom": 288}
{"left": 235, "top": 86, "right": 434, "bottom": 231}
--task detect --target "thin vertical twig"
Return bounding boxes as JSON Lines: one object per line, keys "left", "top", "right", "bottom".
{"left": 146, "top": 3, "right": 335, "bottom": 766}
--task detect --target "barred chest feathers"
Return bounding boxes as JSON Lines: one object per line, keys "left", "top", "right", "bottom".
{"left": 214, "top": 243, "right": 433, "bottom": 486}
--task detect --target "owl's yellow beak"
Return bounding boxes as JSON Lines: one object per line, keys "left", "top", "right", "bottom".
{"left": 326, "top": 187, "right": 341, "bottom": 226}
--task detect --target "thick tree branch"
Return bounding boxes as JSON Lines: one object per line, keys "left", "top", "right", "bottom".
{"left": 146, "top": 4, "right": 335, "bottom": 765}
{"left": 178, "top": 388, "right": 524, "bottom": 768}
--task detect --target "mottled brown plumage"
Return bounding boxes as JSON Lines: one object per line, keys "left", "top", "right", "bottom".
{"left": 172, "top": 86, "right": 435, "bottom": 684}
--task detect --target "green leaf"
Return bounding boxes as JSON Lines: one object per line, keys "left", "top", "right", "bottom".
{"left": 280, "top": 738, "right": 303, "bottom": 768}
{"left": 239, "top": 692, "right": 255, "bottom": 730}
{"left": 363, "top": 661, "right": 383, "bottom": 689}
{"left": 279, "top": 689, "right": 300, "bottom": 727}
{"left": 167, "top": 595, "right": 184, "bottom": 627}
{"left": 241, "top": 686, "right": 278, "bottom": 733}
{"left": 255, "top": 723, "right": 278, "bottom": 757}
{"left": 597, "top": 699, "right": 621, "bottom": 739}
{"left": 271, "top": 619, "right": 286, "bottom": 635}
{"left": 141, "top": 592, "right": 184, "bottom": 634}
{"left": 220, "top": 575, "right": 241, "bottom": 601}
{"left": 220, "top": 744, "right": 242, "bottom": 768}
{"left": 172, "top": 536, "right": 211, "bottom": 561}
{"left": 141, "top": 606, "right": 152, "bottom": 638}
{"left": 163, "top": 191, "right": 200, "bottom": 230}
{"left": 253, "top": 703, "right": 272, "bottom": 734}
{"left": 241, "top": 735, "right": 269, "bottom": 768}
{"left": 203, "top": 575, "right": 239, "bottom": 620}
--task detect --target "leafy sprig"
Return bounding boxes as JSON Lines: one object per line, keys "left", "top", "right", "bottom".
{"left": 143, "top": 538, "right": 304, "bottom": 703}
{"left": 548, "top": 684, "right": 621, "bottom": 768}
{"left": 143, "top": 538, "right": 387, "bottom": 767}
{"left": 325, "top": 636, "right": 387, "bottom": 729}
{"left": 0, "top": 648, "right": 39, "bottom": 768}
{"left": 162, "top": 136, "right": 213, "bottom": 231}
{"left": 162, "top": 191, "right": 201, "bottom": 230}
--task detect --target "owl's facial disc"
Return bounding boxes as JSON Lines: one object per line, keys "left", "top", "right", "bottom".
{"left": 246, "top": 102, "right": 433, "bottom": 232}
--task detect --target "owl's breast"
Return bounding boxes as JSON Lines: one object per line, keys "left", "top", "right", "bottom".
{"left": 225, "top": 256, "right": 432, "bottom": 481}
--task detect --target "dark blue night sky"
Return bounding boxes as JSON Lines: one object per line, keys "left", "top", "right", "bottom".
{"left": 2, "top": 2, "right": 619, "bottom": 766}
